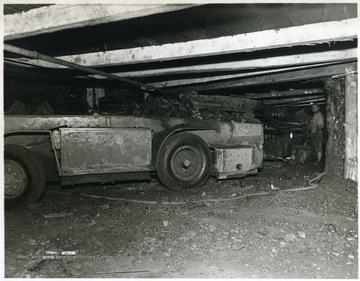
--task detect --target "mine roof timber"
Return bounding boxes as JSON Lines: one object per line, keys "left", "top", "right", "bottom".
{"left": 263, "top": 94, "right": 326, "bottom": 105}
{"left": 86, "top": 48, "right": 358, "bottom": 78}
{"left": 4, "top": 43, "right": 159, "bottom": 92}
{"left": 165, "top": 62, "right": 357, "bottom": 94}
{"left": 243, "top": 89, "right": 324, "bottom": 99}
{"left": 148, "top": 62, "right": 354, "bottom": 88}
{"left": 274, "top": 98, "right": 327, "bottom": 108}
{"left": 4, "top": 4, "right": 196, "bottom": 41}
{"left": 10, "top": 18, "right": 358, "bottom": 69}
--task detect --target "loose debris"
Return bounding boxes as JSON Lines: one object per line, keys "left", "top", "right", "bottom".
{"left": 95, "top": 269, "right": 155, "bottom": 275}
{"left": 98, "top": 204, "right": 110, "bottom": 211}
{"left": 6, "top": 100, "right": 54, "bottom": 115}
{"left": 284, "top": 233, "right": 297, "bottom": 243}
{"left": 42, "top": 213, "right": 74, "bottom": 219}
{"left": 298, "top": 231, "right": 306, "bottom": 239}
{"left": 47, "top": 173, "right": 326, "bottom": 206}
{"left": 6, "top": 90, "right": 311, "bottom": 135}
{"left": 5, "top": 162, "right": 358, "bottom": 278}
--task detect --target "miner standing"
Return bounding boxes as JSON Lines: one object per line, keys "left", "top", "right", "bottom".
{"left": 308, "top": 103, "right": 325, "bottom": 165}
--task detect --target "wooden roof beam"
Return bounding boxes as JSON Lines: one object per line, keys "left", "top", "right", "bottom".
{"left": 149, "top": 62, "right": 337, "bottom": 88}
{"left": 274, "top": 98, "right": 327, "bottom": 107}
{"left": 4, "top": 4, "right": 196, "bottom": 41}
{"left": 278, "top": 102, "right": 327, "bottom": 108}
{"left": 87, "top": 48, "right": 357, "bottom": 78}
{"left": 244, "top": 88, "right": 325, "bottom": 99}
{"left": 166, "top": 62, "right": 357, "bottom": 94}
{"left": 12, "top": 18, "right": 358, "bottom": 69}
{"left": 263, "top": 94, "right": 326, "bottom": 105}
{"left": 7, "top": 48, "right": 353, "bottom": 80}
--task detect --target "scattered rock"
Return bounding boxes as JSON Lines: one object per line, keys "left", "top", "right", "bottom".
{"left": 208, "top": 225, "right": 216, "bottom": 233}
{"left": 88, "top": 219, "right": 96, "bottom": 226}
{"left": 34, "top": 249, "right": 43, "bottom": 257}
{"left": 42, "top": 213, "right": 74, "bottom": 219}
{"left": 40, "top": 240, "right": 51, "bottom": 246}
{"left": 270, "top": 183, "right": 279, "bottom": 190}
{"left": 284, "top": 233, "right": 297, "bottom": 243}
{"left": 188, "top": 231, "right": 197, "bottom": 238}
{"left": 297, "top": 231, "right": 306, "bottom": 239}
{"left": 4, "top": 155, "right": 358, "bottom": 278}
{"left": 27, "top": 239, "right": 37, "bottom": 246}
{"left": 163, "top": 252, "right": 170, "bottom": 257}
{"left": 331, "top": 244, "right": 343, "bottom": 253}
{"left": 257, "top": 229, "right": 267, "bottom": 236}
{"left": 25, "top": 259, "right": 46, "bottom": 272}
{"left": 99, "top": 204, "right": 110, "bottom": 211}
{"left": 264, "top": 226, "right": 283, "bottom": 239}
{"left": 6, "top": 100, "right": 54, "bottom": 115}
{"left": 234, "top": 245, "right": 247, "bottom": 251}
{"left": 6, "top": 101, "right": 29, "bottom": 115}
{"left": 269, "top": 247, "right": 278, "bottom": 257}
{"left": 164, "top": 248, "right": 172, "bottom": 257}
{"left": 346, "top": 236, "right": 355, "bottom": 241}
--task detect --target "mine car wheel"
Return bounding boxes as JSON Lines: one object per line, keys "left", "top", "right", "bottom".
{"left": 4, "top": 145, "right": 46, "bottom": 207}
{"left": 156, "top": 132, "right": 211, "bottom": 191}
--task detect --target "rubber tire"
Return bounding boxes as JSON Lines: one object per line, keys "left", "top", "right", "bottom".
{"left": 156, "top": 132, "right": 211, "bottom": 191}
{"left": 4, "top": 145, "right": 46, "bottom": 207}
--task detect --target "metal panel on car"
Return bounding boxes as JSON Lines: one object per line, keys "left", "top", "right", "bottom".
{"left": 213, "top": 146, "right": 255, "bottom": 179}
{"left": 60, "top": 128, "right": 152, "bottom": 175}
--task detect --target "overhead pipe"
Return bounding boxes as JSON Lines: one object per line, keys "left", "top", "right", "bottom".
{"left": 4, "top": 43, "right": 160, "bottom": 92}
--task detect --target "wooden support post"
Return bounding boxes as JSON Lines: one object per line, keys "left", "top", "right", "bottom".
{"left": 324, "top": 78, "right": 346, "bottom": 177}
{"left": 94, "top": 88, "right": 106, "bottom": 113}
{"left": 344, "top": 72, "right": 358, "bottom": 181}
{"left": 325, "top": 95, "right": 336, "bottom": 176}
{"left": 86, "top": 88, "right": 94, "bottom": 113}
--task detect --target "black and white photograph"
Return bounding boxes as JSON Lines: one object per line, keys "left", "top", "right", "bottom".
{"left": 2, "top": 1, "right": 358, "bottom": 278}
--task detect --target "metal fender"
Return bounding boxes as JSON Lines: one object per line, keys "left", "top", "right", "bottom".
{"left": 4, "top": 130, "right": 59, "bottom": 182}
{"left": 151, "top": 123, "right": 215, "bottom": 167}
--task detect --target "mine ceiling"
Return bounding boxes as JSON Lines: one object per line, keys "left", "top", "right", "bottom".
{"left": 3, "top": 3, "right": 358, "bottom": 109}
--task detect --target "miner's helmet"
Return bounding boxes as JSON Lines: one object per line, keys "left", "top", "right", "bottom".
{"left": 311, "top": 103, "right": 319, "bottom": 109}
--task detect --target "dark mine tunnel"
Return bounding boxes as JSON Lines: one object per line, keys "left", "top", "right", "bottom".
{"left": 3, "top": 3, "right": 358, "bottom": 278}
